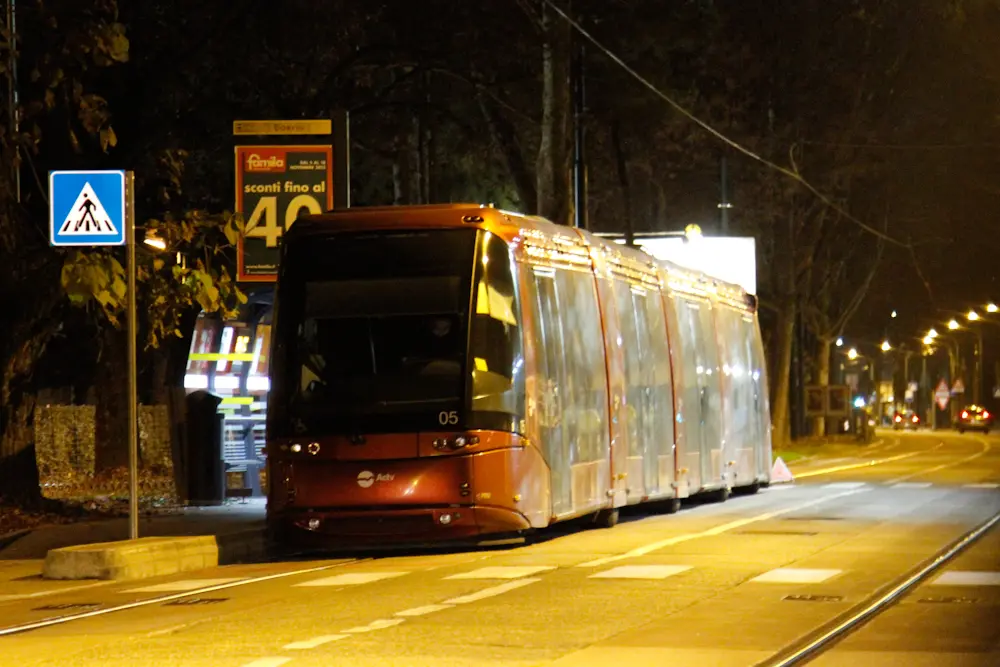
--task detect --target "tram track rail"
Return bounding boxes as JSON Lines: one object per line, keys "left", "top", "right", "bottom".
{"left": 757, "top": 508, "right": 1000, "bottom": 666}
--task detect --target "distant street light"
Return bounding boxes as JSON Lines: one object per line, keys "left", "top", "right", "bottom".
{"left": 927, "top": 328, "right": 938, "bottom": 339}
{"left": 881, "top": 340, "right": 892, "bottom": 352}
{"left": 987, "top": 303, "right": 998, "bottom": 313}
{"left": 143, "top": 231, "right": 167, "bottom": 251}
{"left": 835, "top": 337, "right": 843, "bottom": 347}
{"left": 967, "top": 310, "right": 980, "bottom": 321}
{"left": 891, "top": 310, "right": 897, "bottom": 318}
{"left": 948, "top": 319, "right": 960, "bottom": 330}
{"left": 922, "top": 335, "right": 934, "bottom": 346}
{"left": 848, "top": 348, "right": 858, "bottom": 360}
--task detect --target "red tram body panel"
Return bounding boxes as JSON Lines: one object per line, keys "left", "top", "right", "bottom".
{"left": 265, "top": 204, "right": 771, "bottom": 547}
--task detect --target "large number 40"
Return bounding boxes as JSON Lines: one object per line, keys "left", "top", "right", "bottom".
{"left": 244, "top": 195, "right": 323, "bottom": 248}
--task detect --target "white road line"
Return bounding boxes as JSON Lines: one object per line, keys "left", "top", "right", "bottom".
{"left": 124, "top": 578, "right": 245, "bottom": 593}
{"left": 283, "top": 634, "right": 349, "bottom": 649}
{"left": 793, "top": 451, "right": 923, "bottom": 479}
{"left": 442, "top": 577, "right": 541, "bottom": 604}
{"left": 822, "top": 482, "right": 868, "bottom": 490}
{"left": 887, "top": 440, "right": 991, "bottom": 485}
{"left": 576, "top": 487, "right": 870, "bottom": 568}
{"left": 240, "top": 658, "right": 291, "bottom": 667}
{"left": 0, "top": 581, "right": 112, "bottom": 603}
{"left": 965, "top": 483, "right": 999, "bottom": 489}
{"left": 750, "top": 568, "right": 842, "bottom": 584}
{"left": 891, "top": 482, "right": 933, "bottom": 489}
{"left": 0, "top": 561, "right": 358, "bottom": 637}
{"left": 589, "top": 565, "right": 692, "bottom": 580}
{"left": 931, "top": 571, "right": 1000, "bottom": 586}
{"left": 295, "top": 572, "right": 407, "bottom": 587}
{"left": 395, "top": 604, "right": 454, "bottom": 617}
{"left": 444, "top": 566, "right": 555, "bottom": 580}
{"left": 342, "top": 618, "right": 405, "bottom": 633}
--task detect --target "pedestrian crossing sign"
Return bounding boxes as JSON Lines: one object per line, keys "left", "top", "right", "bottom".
{"left": 49, "top": 170, "right": 126, "bottom": 246}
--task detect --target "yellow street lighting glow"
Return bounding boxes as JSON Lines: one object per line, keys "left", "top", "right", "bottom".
{"left": 927, "top": 328, "right": 938, "bottom": 339}
{"left": 848, "top": 348, "right": 858, "bottom": 360}
{"left": 987, "top": 303, "right": 998, "bottom": 313}
{"left": 881, "top": 340, "right": 891, "bottom": 352}
{"left": 948, "top": 319, "right": 960, "bottom": 330}
{"left": 835, "top": 337, "right": 843, "bottom": 347}
{"left": 922, "top": 335, "right": 933, "bottom": 345}
{"left": 967, "top": 310, "right": 980, "bottom": 321}
{"left": 144, "top": 236, "right": 167, "bottom": 251}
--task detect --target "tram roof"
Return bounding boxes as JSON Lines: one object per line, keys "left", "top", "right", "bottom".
{"left": 292, "top": 204, "right": 754, "bottom": 311}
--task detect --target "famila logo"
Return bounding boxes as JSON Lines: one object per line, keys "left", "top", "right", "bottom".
{"left": 245, "top": 152, "right": 285, "bottom": 172}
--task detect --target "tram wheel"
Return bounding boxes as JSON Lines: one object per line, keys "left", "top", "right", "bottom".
{"left": 709, "top": 486, "right": 731, "bottom": 502}
{"left": 593, "top": 508, "right": 619, "bottom": 529}
{"left": 733, "top": 481, "right": 761, "bottom": 496}
{"left": 662, "top": 498, "right": 681, "bottom": 514}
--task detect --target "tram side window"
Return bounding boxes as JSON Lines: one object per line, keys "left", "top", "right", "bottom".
{"left": 470, "top": 234, "right": 526, "bottom": 419}
{"left": 558, "top": 269, "right": 608, "bottom": 464}
{"left": 642, "top": 288, "right": 674, "bottom": 451}
{"left": 614, "top": 282, "right": 646, "bottom": 459}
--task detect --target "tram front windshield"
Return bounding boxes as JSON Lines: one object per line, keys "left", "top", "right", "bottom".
{"left": 270, "top": 229, "right": 478, "bottom": 436}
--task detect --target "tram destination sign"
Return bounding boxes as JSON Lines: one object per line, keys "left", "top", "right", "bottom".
{"left": 236, "top": 145, "right": 334, "bottom": 282}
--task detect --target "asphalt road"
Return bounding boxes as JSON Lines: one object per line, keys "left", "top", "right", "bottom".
{"left": 1, "top": 430, "right": 998, "bottom": 667}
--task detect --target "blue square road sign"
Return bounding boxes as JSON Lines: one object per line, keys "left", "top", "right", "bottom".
{"left": 49, "top": 170, "right": 126, "bottom": 247}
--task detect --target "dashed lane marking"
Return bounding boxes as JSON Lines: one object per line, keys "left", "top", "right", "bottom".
{"left": 394, "top": 604, "right": 454, "bottom": 617}
{"left": 931, "top": 571, "right": 1000, "bottom": 586}
{"left": 589, "top": 565, "right": 692, "bottom": 580}
{"left": 890, "top": 482, "right": 933, "bottom": 489}
{"left": 887, "top": 440, "right": 991, "bottom": 485}
{"left": 294, "top": 572, "right": 408, "bottom": 587}
{"left": 444, "top": 566, "right": 556, "bottom": 580}
{"left": 965, "top": 483, "right": 999, "bottom": 489}
{"left": 283, "top": 634, "right": 349, "bottom": 649}
{"left": 750, "top": 568, "right": 842, "bottom": 584}
{"left": 124, "top": 578, "right": 245, "bottom": 593}
{"left": 577, "top": 487, "right": 870, "bottom": 568}
{"left": 342, "top": 618, "right": 405, "bottom": 633}
{"left": 793, "top": 451, "right": 923, "bottom": 479}
{"left": 821, "top": 482, "right": 868, "bottom": 490}
{"left": 240, "top": 659, "right": 291, "bottom": 667}
{"left": 442, "top": 577, "right": 541, "bottom": 604}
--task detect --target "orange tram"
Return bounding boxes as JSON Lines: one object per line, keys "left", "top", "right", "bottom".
{"left": 266, "top": 204, "right": 772, "bottom": 547}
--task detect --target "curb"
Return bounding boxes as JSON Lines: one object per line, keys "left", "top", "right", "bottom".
{"left": 0, "top": 528, "right": 32, "bottom": 552}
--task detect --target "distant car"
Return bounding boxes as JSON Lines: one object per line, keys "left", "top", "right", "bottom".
{"left": 893, "top": 411, "right": 921, "bottom": 430}
{"left": 957, "top": 405, "right": 992, "bottom": 434}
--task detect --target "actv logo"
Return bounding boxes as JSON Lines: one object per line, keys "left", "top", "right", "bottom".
{"left": 244, "top": 152, "right": 285, "bottom": 172}
{"left": 356, "top": 470, "right": 394, "bottom": 488}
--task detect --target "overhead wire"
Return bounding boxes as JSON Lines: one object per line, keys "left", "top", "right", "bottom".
{"left": 539, "top": 0, "right": 910, "bottom": 249}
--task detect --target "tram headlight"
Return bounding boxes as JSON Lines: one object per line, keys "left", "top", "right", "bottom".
{"left": 453, "top": 436, "right": 467, "bottom": 448}
{"left": 439, "top": 513, "right": 453, "bottom": 525}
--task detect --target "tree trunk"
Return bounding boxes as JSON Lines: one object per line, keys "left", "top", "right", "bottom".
{"left": 0, "top": 393, "right": 43, "bottom": 505}
{"left": 813, "top": 337, "right": 832, "bottom": 436}
{"left": 94, "top": 326, "right": 130, "bottom": 472}
{"left": 478, "top": 95, "right": 536, "bottom": 210}
{"left": 771, "top": 301, "right": 796, "bottom": 448}
{"left": 536, "top": 1, "right": 573, "bottom": 223}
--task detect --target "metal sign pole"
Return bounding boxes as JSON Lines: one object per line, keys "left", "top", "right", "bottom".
{"left": 125, "top": 171, "right": 139, "bottom": 540}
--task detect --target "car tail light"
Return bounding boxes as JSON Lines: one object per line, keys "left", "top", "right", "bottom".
{"left": 895, "top": 415, "right": 902, "bottom": 422}
{"left": 912, "top": 415, "right": 919, "bottom": 423}
{"left": 984, "top": 410, "right": 991, "bottom": 419}
{"left": 961, "top": 410, "right": 969, "bottom": 419}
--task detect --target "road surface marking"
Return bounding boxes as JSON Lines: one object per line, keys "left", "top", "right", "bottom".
{"left": 444, "top": 566, "right": 555, "bottom": 580}
{"left": 589, "top": 565, "right": 692, "bottom": 580}
{"left": 577, "top": 487, "right": 870, "bottom": 567}
{"left": 442, "top": 577, "right": 541, "bottom": 604}
{"left": 931, "top": 571, "right": 1000, "bottom": 586}
{"left": 240, "top": 659, "right": 291, "bottom": 667}
{"left": 283, "top": 635, "right": 349, "bottom": 649}
{"left": 0, "top": 561, "right": 358, "bottom": 637}
{"left": 124, "top": 578, "right": 245, "bottom": 593}
{"left": 342, "top": 618, "right": 405, "bottom": 633}
{"left": 295, "top": 572, "right": 408, "bottom": 587}
{"left": 395, "top": 604, "right": 454, "bottom": 617}
{"left": 887, "top": 440, "right": 991, "bottom": 484}
{"left": 0, "top": 581, "right": 112, "bottom": 603}
{"left": 750, "top": 568, "right": 842, "bottom": 584}
{"left": 794, "top": 452, "right": 921, "bottom": 479}
{"left": 822, "top": 482, "right": 868, "bottom": 489}
{"left": 890, "top": 482, "right": 933, "bottom": 489}
{"left": 965, "top": 483, "right": 999, "bottom": 489}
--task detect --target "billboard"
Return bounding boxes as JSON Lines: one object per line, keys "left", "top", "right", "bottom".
{"left": 235, "top": 145, "right": 333, "bottom": 282}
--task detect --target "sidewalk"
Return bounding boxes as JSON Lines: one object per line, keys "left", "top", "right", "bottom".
{"left": 0, "top": 499, "right": 266, "bottom": 564}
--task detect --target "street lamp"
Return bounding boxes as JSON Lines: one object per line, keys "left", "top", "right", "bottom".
{"left": 881, "top": 340, "right": 892, "bottom": 352}
{"left": 848, "top": 347, "right": 858, "bottom": 360}
{"left": 927, "top": 328, "right": 938, "bottom": 339}
{"left": 836, "top": 337, "right": 843, "bottom": 347}
{"left": 948, "top": 319, "right": 960, "bottom": 330}
{"left": 987, "top": 303, "right": 998, "bottom": 313}
{"left": 891, "top": 310, "right": 897, "bottom": 318}
{"left": 968, "top": 310, "right": 980, "bottom": 322}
